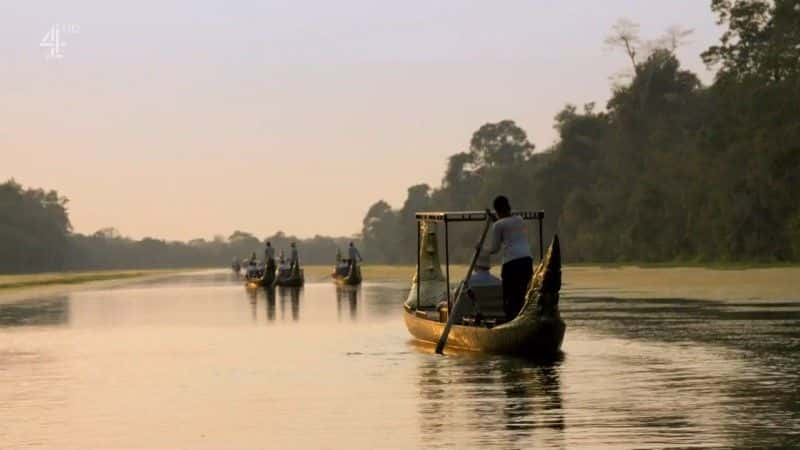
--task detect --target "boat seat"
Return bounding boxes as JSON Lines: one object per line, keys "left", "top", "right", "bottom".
{"left": 461, "top": 316, "right": 498, "bottom": 328}
{"left": 415, "top": 308, "right": 440, "bottom": 321}
{"left": 451, "top": 284, "right": 505, "bottom": 324}
{"left": 466, "top": 285, "right": 505, "bottom": 317}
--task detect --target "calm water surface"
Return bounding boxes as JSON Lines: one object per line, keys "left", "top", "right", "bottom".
{"left": 1, "top": 271, "right": 798, "bottom": 449}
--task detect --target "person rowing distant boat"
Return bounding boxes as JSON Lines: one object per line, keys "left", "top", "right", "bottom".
{"left": 348, "top": 242, "right": 362, "bottom": 270}
{"left": 290, "top": 242, "right": 299, "bottom": 269}
{"left": 264, "top": 241, "right": 276, "bottom": 272}
{"left": 264, "top": 241, "right": 275, "bottom": 262}
{"left": 487, "top": 195, "right": 533, "bottom": 319}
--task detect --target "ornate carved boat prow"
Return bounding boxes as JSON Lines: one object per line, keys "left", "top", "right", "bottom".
{"left": 405, "top": 220, "right": 448, "bottom": 309}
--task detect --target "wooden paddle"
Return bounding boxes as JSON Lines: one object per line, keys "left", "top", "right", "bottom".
{"left": 435, "top": 210, "right": 494, "bottom": 354}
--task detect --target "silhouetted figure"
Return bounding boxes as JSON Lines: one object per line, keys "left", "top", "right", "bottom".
{"left": 264, "top": 241, "right": 276, "bottom": 272}
{"left": 347, "top": 241, "right": 362, "bottom": 272}
{"left": 290, "top": 243, "right": 299, "bottom": 269}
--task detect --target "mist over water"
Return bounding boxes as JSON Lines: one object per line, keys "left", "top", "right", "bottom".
{"left": 0, "top": 271, "right": 798, "bottom": 449}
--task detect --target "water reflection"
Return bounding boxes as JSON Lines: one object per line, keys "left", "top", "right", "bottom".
{"left": 336, "top": 285, "right": 359, "bottom": 321}
{"left": 265, "top": 287, "right": 276, "bottom": 322}
{"left": 0, "top": 295, "right": 70, "bottom": 327}
{"left": 245, "top": 286, "right": 258, "bottom": 322}
{"left": 416, "top": 353, "right": 565, "bottom": 448}
{"left": 1, "top": 271, "right": 798, "bottom": 449}
{"left": 278, "top": 287, "right": 302, "bottom": 321}
{"left": 243, "top": 286, "right": 288, "bottom": 323}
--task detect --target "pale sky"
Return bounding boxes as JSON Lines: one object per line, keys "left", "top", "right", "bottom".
{"left": 1, "top": 1, "right": 720, "bottom": 240}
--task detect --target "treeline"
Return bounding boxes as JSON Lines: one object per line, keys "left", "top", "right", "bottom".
{"left": 0, "top": 179, "right": 353, "bottom": 273}
{"left": 0, "top": 180, "right": 71, "bottom": 272}
{"left": 360, "top": 1, "right": 800, "bottom": 264}
{"left": 67, "top": 229, "right": 353, "bottom": 271}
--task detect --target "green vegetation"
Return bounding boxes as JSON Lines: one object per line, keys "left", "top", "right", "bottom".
{"left": 0, "top": 182, "right": 353, "bottom": 273}
{"left": 361, "top": 1, "right": 800, "bottom": 264}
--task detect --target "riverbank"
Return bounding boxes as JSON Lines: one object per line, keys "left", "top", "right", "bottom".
{"left": 306, "top": 264, "right": 799, "bottom": 302}
{"left": 0, "top": 269, "right": 186, "bottom": 304}
{"left": 2, "top": 264, "right": 797, "bottom": 305}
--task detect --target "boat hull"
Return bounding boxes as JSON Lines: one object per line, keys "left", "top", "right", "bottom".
{"left": 275, "top": 277, "right": 303, "bottom": 287}
{"left": 333, "top": 275, "right": 361, "bottom": 285}
{"left": 403, "top": 308, "right": 565, "bottom": 357}
{"left": 245, "top": 271, "right": 275, "bottom": 288}
{"left": 332, "top": 262, "right": 362, "bottom": 285}
{"left": 275, "top": 268, "right": 304, "bottom": 287}
{"left": 331, "top": 260, "right": 362, "bottom": 286}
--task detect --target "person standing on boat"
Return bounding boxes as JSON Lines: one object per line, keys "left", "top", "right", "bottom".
{"left": 290, "top": 242, "right": 299, "bottom": 269}
{"left": 264, "top": 241, "right": 276, "bottom": 271}
{"left": 487, "top": 195, "right": 533, "bottom": 319}
{"left": 347, "top": 242, "right": 362, "bottom": 269}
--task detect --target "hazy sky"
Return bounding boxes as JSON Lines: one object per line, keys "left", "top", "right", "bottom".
{"left": 2, "top": 1, "right": 720, "bottom": 241}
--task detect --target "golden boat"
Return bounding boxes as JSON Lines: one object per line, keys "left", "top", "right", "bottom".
{"left": 403, "top": 211, "right": 564, "bottom": 357}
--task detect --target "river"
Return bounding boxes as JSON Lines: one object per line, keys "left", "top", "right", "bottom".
{"left": 0, "top": 270, "right": 798, "bottom": 449}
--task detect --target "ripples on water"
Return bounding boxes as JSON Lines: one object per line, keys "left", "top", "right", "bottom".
{"left": 0, "top": 271, "right": 798, "bottom": 449}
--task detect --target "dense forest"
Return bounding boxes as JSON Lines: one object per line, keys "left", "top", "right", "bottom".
{"left": 0, "top": 179, "right": 352, "bottom": 273}
{"left": 2, "top": 1, "right": 798, "bottom": 273}
{"left": 361, "top": 0, "right": 800, "bottom": 264}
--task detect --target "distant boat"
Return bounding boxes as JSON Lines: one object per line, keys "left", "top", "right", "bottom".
{"left": 244, "top": 260, "right": 275, "bottom": 288}
{"left": 275, "top": 262, "right": 304, "bottom": 287}
{"left": 331, "top": 258, "right": 362, "bottom": 285}
{"left": 403, "top": 211, "right": 565, "bottom": 357}
{"left": 231, "top": 259, "right": 241, "bottom": 275}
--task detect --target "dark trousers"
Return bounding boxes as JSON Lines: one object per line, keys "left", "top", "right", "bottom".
{"left": 501, "top": 257, "right": 533, "bottom": 319}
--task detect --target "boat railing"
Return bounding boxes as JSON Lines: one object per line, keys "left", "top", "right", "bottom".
{"left": 413, "top": 209, "right": 544, "bottom": 312}
{"left": 415, "top": 210, "right": 543, "bottom": 222}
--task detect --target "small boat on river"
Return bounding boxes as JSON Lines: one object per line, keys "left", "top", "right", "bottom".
{"left": 332, "top": 258, "right": 362, "bottom": 285}
{"left": 275, "top": 262, "right": 304, "bottom": 287}
{"left": 245, "top": 259, "right": 276, "bottom": 287}
{"left": 403, "top": 211, "right": 565, "bottom": 357}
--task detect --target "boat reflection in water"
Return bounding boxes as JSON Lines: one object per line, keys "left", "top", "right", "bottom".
{"left": 277, "top": 286, "right": 302, "bottom": 321}
{"left": 243, "top": 285, "right": 287, "bottom": 323}
{"left": 264, "top": 287, "right": 276, "bottom": 321}
{"left": 245, "top": 286, "right": 258, "bottom": 322}
{"left": 336, "top": 285, "right": 360, "bottom": 321}
{"left": 416, "top": 351, "right": 565, "bottom": 448}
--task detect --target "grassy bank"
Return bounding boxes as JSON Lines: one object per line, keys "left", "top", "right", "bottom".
{"left": 568, "top": 261, "right": 800, "bottom": 270}
{"left": 336, "top": 264, "right": 800, "bottom": 302}
{"left": 0, "top": 269, "right": 180, "bottom": 291}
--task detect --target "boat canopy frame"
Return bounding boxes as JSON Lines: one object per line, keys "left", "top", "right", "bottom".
{"left": 414, "top": 210, "right": 544, "bottom": 311}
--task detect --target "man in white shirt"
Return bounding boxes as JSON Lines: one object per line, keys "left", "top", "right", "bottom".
{"left": 487, "top": 195, "right": 533, "bottom": 319}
